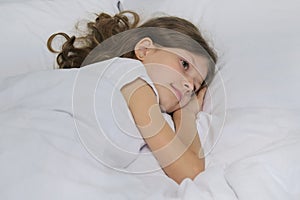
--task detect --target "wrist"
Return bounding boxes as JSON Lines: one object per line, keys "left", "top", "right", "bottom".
{"left": 172, "top": 108, "right": 197, "bottom": 128}
{"left": 173, "top": 107, "right": 197, "bottom": 119}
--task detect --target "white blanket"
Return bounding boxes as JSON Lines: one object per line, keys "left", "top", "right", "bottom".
{"left": 0, "top": 68, "right": 175, "bottom": 199}
{"left": 1, "top": 70, "right": 300, "bottom": 199}
{"left": 179, "top": 108, "right": 300, "bottom": 200}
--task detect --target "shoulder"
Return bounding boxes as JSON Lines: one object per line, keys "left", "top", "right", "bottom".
{"left": 121, "top": 78, "right": 160, "bottom": 126}
{"left": 121, "top": 78, "right": 157, "bottom": 107}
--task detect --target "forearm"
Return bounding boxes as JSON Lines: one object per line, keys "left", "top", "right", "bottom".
{"left": 142, "top": 121, "right": 205, "bottom": 184}
{"left": 172, "top": 109, "right": 203, "bottom": 158}
{"left": 121, "top": 80, "right": 205, "bottom": 184}
{"left": 135, "top": 105, "right": 205, "bottom": 184}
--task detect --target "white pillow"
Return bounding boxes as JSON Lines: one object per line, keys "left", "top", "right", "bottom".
{"left": 122, "top": 0, "right": 300, "bottom": 110}
{"left": 0, "top": 0, "right": 121, "bottom": 78}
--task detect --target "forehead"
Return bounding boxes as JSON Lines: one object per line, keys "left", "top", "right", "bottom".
{"left": 160, "top": 47, "right": 209, "bottom": 78}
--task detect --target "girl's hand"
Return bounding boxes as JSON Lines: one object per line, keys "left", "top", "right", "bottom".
{"left": 171, "top": 87, "right": 207, "bottom": 162}
{"left": 181, "top": 87, "right": 207, "bottom": 116}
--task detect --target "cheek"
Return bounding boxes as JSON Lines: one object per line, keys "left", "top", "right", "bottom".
{"left": 156, "top": 84, "right": 175, "bottom": 99}
{"left": 146, "top": 64, "right": 182, "bottom": 85}
{"left": 155, "top": 85, "right": 187, "bottom": 113}
{"left": 155, "top": 85, "right": 177, "bottom": 104}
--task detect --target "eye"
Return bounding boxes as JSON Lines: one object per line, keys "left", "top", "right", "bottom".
{"left": 180, "top": 59, "right": 190, "bottom": 70}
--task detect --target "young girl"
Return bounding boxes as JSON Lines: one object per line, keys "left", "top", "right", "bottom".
{"left": 48, "top": 10, "right": 217, "bottom": 184}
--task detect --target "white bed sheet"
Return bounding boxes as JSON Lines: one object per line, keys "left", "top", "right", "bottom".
{"left": 1, "top": 67, "right": 299, "bottom": 200}
{"left": 0, "top": 69, "right": 176, "bottom": 200}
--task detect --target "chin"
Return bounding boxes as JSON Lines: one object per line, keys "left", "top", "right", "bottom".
{"left": 159, "top": 104, "right": 167, "bottom": 113}
{"left": 159, "top": 104, "right": 174, "bottom": 114}
{"left": 159, "top": 100, "right": 180, "bottom": 114}
{"left": 164, "top": 106, "right": 181, "bottom": 114}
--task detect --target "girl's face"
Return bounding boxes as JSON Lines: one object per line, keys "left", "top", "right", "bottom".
{"left": 135, "top": 38, "right": 209, "bottom": 113}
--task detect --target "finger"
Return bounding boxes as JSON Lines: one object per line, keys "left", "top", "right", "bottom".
{"left": 198, "top": 87, "right": 208, "bottom": 111}
{"left": 197, "top": 87, "right": 207, "bottom": 100}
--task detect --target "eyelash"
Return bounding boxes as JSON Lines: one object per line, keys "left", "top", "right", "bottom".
{"left": 180, "top": 59, "right": 190, "bottom": 70}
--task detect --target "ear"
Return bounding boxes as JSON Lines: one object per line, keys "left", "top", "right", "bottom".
{"left": 134, "top": 37, "right": 154, "bottom": 60}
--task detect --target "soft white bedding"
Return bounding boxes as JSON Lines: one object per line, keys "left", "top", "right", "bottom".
{"left": 0, "top": 68, "right": 175, "bottom": 199}
{"left": 1, "top": 0, "right": 300, "bottom": 199}
{"left": 1, "top": 69, "right": 299, "bottom": 199}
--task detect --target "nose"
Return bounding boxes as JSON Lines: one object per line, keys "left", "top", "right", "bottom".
{"left": 182, "top": 77, "right": 194, "bottom": 93}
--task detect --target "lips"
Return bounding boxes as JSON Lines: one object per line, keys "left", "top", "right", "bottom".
{"left": 170, "top": 84, "right": 183, "bottom": 102}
